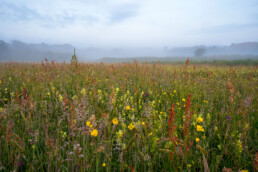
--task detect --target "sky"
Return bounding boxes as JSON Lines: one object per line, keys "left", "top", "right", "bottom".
{"left": 0, "top": 0, "right": 258, "bottom": 48}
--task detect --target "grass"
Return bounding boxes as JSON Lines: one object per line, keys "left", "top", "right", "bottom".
{"left": 0, "top": 60, "right": 257, "bottom": 171}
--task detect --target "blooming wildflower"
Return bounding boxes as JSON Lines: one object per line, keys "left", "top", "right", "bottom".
{"left": 196, "top": 117, "right": 203, "bottom": 123}
{"left": 81, "top": 88, "right": 86, "bottom": 96}
{"left": 174, "top": 90, "right": 176, "bottom": 93}
{"left": 126, "top": 106, "right": 130, "bottom": 111}
{"left": 182, "top": 98, "right": 186, "bottom": 102}
{"left": 112, "top": 118, "right": 118, "bottom": 125}
{"left": 91, "top": 129, "right": 98, "bottom": 137}
{"left": 142, "top": 122, "right": 145, "bottom": 126}
{"left": 0, "top": 80, "right": 1, "bottom": 84}
{"left": 116, "top": 88, "right": 120, "bottom": 92}
{"left": 241, "top": 170, "right": 248, "bottom": 172}
{"left": 116, "top": 130, "right": 123, "bottom": 138}
{"left": 197, "top": 125, "right": 204, "bottom": 132}
{"left": 72, "top": 95, "right": 77, "bottom": 100}
{"left": 59, "top": 95, "right": 63, "bottom": 102}
{"left": 47, "top": 92, "right": 50, "bottom": 96}
{"left": 196, "top": 138, "right": 200, "bottom": 142}
{"left": 148, "top": 132, "right": 153, "bottom": 136}
{"left": 128, "top": 123, "right": 135, "bottom": 130}
{"left": 102, "top": 163, "right": 106, "bottom": 167}
{"left": 86, "top": 121, "right": 91, "bottom": 127}
{"left": 227, "top": 115, "right": 231, "bottom": 122}
{"left": 60, "top": 131, "right": 63, "bottom": 134}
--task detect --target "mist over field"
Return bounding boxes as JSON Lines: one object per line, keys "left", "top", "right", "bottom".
{"left": 0, "top": 40, "right": 258, "bottom": 62}
{"left": 0, "top": 0, "right": 258, "bottom": 62}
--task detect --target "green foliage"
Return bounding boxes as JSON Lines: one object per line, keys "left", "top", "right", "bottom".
{"left": 0, "top": 62, "right": 257, "bottom": 171}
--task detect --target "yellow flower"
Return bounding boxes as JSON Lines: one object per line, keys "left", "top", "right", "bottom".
{"left": 116, "top": 130, "right": 123, "bottom": 138}
{"left": 148, "top": 132, "right": 153, "bottom": 136}
{"left": 91, "top": 129, "right": 98, "bottom": 137}
{"left": 81, "top": 88, "right": 86, "bottom": 96}
{"left": 112, "top": 118, "right": 118, "bottom": 125}
{"left": 59, "top": 95, "right": 63, "bottom": 102}
{"left": 241, "top": 170, "right": 248, "bottom": 172}
{"left": 60, "top": 131, "right": 63, "bottom": 134}
{"left": 128, "top": 123, "right": 135, "bottom": 130}
{"left": 126, "top": 106, "right": 130, "bottom": 111}
{"left": 182, "top": 98, "right": 186, "bottom": 102}
{"left": 47, "top": 92, "right": 50, "bottom": 96}
{"left": 0, "top": 80, "right": 2, "bottom": 84}
{"left": 102, "top": 163, "right": 106, "bottom": 167}
{"left": 197, "top": 117, "right": 203, "bottom": 123}
{"left": 174, "top": 90, "right": 176, "bottom": 93}
{"left": 197, "top": 125, "right": 204, "bottom": 132}
{"left": 86, "top": 121, "right": 91, "bottom": 127}
{"left": 142, "top": 122, "right": 145, "bottom": 126}
{"left": 90, "top": 124, "right": 93, "bottom": 128}
{"left": 196, "top": 138, "right": 200, "bottom": 142}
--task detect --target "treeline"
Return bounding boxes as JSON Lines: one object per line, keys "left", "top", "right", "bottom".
{"left": 0, "top": 40, "right": 74, "bottom": 62}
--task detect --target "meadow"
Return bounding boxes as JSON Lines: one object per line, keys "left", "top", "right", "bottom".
{"left": 0, "top": 60, "right": 257, "bottom": 171}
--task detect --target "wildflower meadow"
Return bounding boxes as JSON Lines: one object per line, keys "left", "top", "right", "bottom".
{"left": 0, "top": 59, "right": 257, "bottom": 171}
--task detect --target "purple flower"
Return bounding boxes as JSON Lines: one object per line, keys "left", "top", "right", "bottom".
{"left": 227, "top": 115, "right": 231, "bottom": 122}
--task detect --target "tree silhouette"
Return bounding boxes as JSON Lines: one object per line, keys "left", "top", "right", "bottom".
{"left": 194, "top": 48, "right": 206, "bottom": 56}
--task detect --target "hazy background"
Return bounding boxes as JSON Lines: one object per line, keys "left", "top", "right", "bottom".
{"left": 0, "top": 0, "right": 258, "bottom": 61}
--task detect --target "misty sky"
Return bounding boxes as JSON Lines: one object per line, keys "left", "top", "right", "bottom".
{"left": 0, "top": 0, "right": 258, "bottom": 48}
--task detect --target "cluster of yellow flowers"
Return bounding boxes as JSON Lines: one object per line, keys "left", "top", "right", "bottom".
{"left": 196, "top": 116, "right": 204, "bottom": 132}
{"left": 86, "top": 121, "right": 93, "bottom": 128}
{"left": 197, "top": 125, "right": 204, "bottom": 132}
{"left": 128, "top": 123, "right": 135, "bottom": 130}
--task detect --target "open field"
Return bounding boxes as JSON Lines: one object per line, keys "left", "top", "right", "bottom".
{"left": 0, "top": 61, "right": 257, "bottom": 171}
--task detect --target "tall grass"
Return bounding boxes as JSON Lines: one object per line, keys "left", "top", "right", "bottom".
{"left": 0, "top": 61, "right": 257, "bottom": 171}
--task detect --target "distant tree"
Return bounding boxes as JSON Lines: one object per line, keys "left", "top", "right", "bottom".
{"left": 194, "top": 48, "right": 206, "bottom": 56}
{"left": 0, "top": 40, "right": 8, "bottom": 52}
{"left": 0, "top": 41, "right": 9, "bottom": 59}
